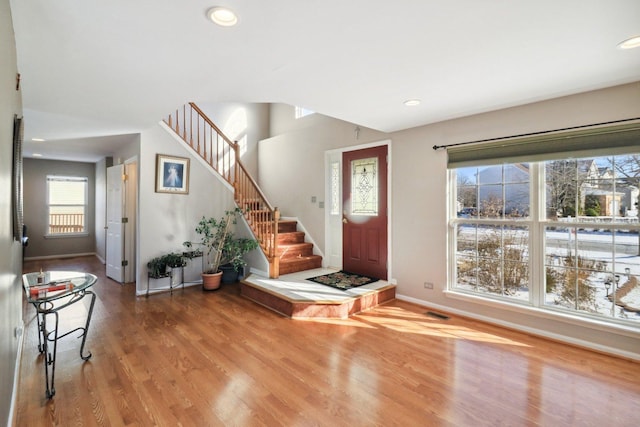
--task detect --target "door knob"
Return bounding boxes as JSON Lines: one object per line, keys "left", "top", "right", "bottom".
{"left": 342, "top": 218, "right": 348, "bottom": 224}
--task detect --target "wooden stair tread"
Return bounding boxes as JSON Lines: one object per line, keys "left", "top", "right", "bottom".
{"left": 245, "top": 213, "right": 319, "bottom": 276}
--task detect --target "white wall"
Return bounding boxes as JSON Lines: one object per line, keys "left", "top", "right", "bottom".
{"left": 111, "top": 133, "right": 140, "bottom": 165}
{"left": 137, "top": 122, "right": 266, "bottom": 294}
{"left": 259, "top": 83, "right": 640, "bottom": 359}
{"left": 0, "top": 0, "right": 24, "bottom": 422}
{"left": 196, "top": 102, "right": 270, "bottom": 179}
{"left": 261, "top": 104, "right": 387, "bottom": 250}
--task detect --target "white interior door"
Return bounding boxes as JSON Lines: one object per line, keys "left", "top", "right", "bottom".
{"left": 106, "top": 164, "right": 124, "bottom": 282}
{"left": 123, "top": 160, "right": 137, "bottom": 283}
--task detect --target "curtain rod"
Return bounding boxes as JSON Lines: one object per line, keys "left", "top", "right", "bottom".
{"left": 432, "top": 117, "right": 640, "bottom": 151}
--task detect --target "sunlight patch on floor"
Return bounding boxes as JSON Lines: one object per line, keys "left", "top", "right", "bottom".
{"left": 355, "top": 307, "right": 530, "bottom": 347}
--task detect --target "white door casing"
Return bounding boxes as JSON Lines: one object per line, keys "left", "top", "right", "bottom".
{"left": 106, "top": 164, "right": 124, "bottom": 282}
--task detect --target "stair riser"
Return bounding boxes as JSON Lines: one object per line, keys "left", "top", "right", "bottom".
{"left": 278, "top": 232, "right": 305, "bottom": 244}
{"left": 278, "top": 243, "right": 314, "bottom": 259}
{"left": 278, "top": 221, "right": 298, "bottom": 233}
{"left": 279, "top": 256, "right": 323, "bottom": 275}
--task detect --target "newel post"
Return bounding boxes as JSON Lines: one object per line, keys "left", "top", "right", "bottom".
{"left": 270, "top": 208, "right": 280, "bottom": 278}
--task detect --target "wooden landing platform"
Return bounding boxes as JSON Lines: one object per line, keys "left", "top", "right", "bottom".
{"left": 240, "top": 268, "right": 396, "bottom": 319}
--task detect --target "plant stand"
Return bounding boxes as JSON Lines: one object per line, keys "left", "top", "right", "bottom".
{"left": 146, "top": 267, "right": 184, "bottom": 297}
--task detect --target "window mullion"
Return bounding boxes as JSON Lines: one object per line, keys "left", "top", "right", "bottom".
{"left": 530, "top": 163, "right": 542, "bottom": 307}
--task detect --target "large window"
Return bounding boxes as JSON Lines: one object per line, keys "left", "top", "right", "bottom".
{"left": 449, "top": 125, "right": 640, "bottom": 326}
{"left": 46, "top": 175, "right": 88, "bottom": 236}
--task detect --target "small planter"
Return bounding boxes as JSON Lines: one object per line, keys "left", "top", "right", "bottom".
{"left": 220, "top": 263, "right": 241, "bottom": 284}
{"left": 202, "top": 271, "right": 223, "bottom": 291}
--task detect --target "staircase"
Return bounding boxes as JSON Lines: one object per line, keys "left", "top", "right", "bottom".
{"left": 275, "top": 220, "right": 322, "bottom": 275}
{"left": 163, "top": 103, "right": 321, "bottom": 278}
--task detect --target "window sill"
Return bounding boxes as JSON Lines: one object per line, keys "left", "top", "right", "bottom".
{"left": 44, "top": 233, "right": 89, "bottom": 239}
{"left": 444, "top": 289, "right": 640, "bottom": 338}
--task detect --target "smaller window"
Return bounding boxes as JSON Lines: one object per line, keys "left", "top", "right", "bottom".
{"left": 330, "top": 161, "right": 340, "bottom": 215}
{"left": 46, "top": 176, "right": 88, "bottom": 235}
{"left": 295, "top": 106, "right": 314, "bottom": 119}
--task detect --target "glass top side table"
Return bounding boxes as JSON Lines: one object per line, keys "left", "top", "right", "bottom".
{"left": 22, "top": 271, "right": 98, "bottom": 399}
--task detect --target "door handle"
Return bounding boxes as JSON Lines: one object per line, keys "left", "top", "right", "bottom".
{"left": 342, "top": 218, "right": 348, "bottom": 224}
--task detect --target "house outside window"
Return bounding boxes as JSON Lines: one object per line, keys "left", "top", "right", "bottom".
{"left": 448, "top": 123, "right": 640, "bottom": 327}
{"left": 46, "top": 175, "right": 88, "bottom": 236}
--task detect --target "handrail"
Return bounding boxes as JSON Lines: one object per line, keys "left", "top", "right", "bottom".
{"left": 164, "top": 103, "right": 281, "bottom": 278}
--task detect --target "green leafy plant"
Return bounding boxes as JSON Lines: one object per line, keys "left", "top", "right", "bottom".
{"left": 222, "top": 236, "right": 259, "bottom": 272}
{"left": 147, "top": 256, "right": 170, "bottom": 279}
{"left": 183, "top": 208, "right": 258, "bottom": 274}
{"left": 164, "top": 252, "right": 186, "bottom": 269}
{"left": 147, "top": 252, "right": 186, "bottom": 278}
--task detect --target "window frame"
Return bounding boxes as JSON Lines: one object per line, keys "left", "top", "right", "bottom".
{"left": 448, "top": 154, "right": 640, "bottom": 330}
{"left": 45, "top": 175, "right": 89, "bottom": 238}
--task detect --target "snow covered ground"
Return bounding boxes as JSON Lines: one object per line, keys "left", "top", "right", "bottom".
{"left": 456, "top": 227, "right": 640, "bottom": 323}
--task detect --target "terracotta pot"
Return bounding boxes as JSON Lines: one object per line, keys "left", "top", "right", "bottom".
{"left": 202, "top": 271, "right": 223, "bottom": 291}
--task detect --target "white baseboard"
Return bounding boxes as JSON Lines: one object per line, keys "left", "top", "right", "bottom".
{"left": 24, "top": 252, "right": 97, "bottom": 261}
{"left": 248, "top": 266, "right": 269, "bottom": 278}
{"left": 396, "top": 293, "right": 640, "bottom": 362}
{"left": 8, "top": 319, "right": 24, "bottom": 427}
{"left": 136, "top": 281, "right": 201, "bottom": 297}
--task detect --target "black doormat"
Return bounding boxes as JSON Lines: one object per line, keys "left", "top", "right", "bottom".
{"left": 306, "top": 270, "right": 378, "bottom": 291}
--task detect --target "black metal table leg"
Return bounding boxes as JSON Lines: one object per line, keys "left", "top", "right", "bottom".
{"left": 79, "top": 291, "right": 96, "bottom": 361}
{"left": 36, "top": 290, "right": 97, "bottom": 399}
{"left": 24, "top": 271, "right": 98, "bottom": 399}
{"left": 41, "top": 310, "right": 59, "bottom": 399}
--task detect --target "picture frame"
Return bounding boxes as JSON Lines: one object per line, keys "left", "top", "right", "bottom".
{"left": 155, "top": 154, "right": 190, "bottom": 194}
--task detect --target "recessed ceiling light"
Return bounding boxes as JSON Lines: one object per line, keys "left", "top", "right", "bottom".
{"left": 618, "top": 35, "right": 640, "bottom": 49}
{"left": 33, "top": 153, "right": 43, "bottom": 157}
{"left": 207, "top": 7, "right": 238, "bottom": 27}
{"left": 32, "top": 138, "right": 45, "bottom": 142}
{"left": 404, "top": 99, "right": 421, "bottom": 107}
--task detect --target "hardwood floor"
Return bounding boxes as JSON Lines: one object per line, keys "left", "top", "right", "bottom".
{"left": 16, "top": 256, "right": 640, "bottom": 426}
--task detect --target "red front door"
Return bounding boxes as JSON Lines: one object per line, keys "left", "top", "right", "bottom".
{"left": 342, "top": 145, "right": 388, "bottom": 280}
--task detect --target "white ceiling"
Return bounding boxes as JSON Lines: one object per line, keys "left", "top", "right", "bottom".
{"left": 10, "top": 0, "right": 640, "bottom": 162}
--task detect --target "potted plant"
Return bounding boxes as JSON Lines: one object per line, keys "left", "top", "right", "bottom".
{"left": 164, "top": 251, "right": 186, "bottom": 285}
{"left": 147, "top": 255, "right": 170, "bottom": 279}
{"left": 147, "top": 252, "right": 186, "bottom": 283}
{"left": 183, "top": 208, "right": 254, "bottom": 290}
{"left": 219, "top": 236, "right": 259, "bottom": 284}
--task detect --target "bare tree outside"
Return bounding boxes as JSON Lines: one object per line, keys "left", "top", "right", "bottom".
{"left": 457, "top": 172, "right": 477, "bottom": 213}
{"left": 609, "top": 154, "right": 640, "bottom": 255}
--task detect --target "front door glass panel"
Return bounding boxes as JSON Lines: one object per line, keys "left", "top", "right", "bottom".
{"left": 351, "top": 157, "right": 378, "bottom": 216}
